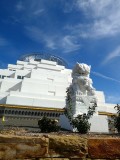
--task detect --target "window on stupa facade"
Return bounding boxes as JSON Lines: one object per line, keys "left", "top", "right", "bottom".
{"left": 31, "top": 112, "right": 34, "bottom": 116}
{"left": 2, "top": 75, "right": 6, "bottom": 79}
{"left": 15, "top": 111, "right": 18, "bottom": 115}
{"left": 17, "top": 75, "right": 21, "bottom": 79}
{"left": 12, "top": 110, "right": 14, "bottom": 114}
{"left": 47, "top": 112, "right": 49, "bottom": 116}
{"left": 5, "top": 110, "right": 8, "bottom": 114}
{"left": 19, "top": 111, "right": 21, "bottom": 115}
{"left": 28, "top": 111, "right": 31, "bottom": 115}
{"left": 22, "top": 111, "right": 25, "bottom": 115}
{"left": 35, "top": 112, "right": 37, "bottom": 116}
{"left": 44, "top": 112, "right": 46, "bottom": 116}
{"left": 17, "top": 75, "right": 25, "bottom": 79}
{"left": 8, "top": 110, "right": 11, "bottom": 114}
{"left": 38, "top": 112, "right": 40, "bottom": 116}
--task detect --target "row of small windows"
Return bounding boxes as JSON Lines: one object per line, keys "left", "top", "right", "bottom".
{"left": 0, "top": 75, "right": 27, "bottom": 79}
{"left": 0, "top": 75, "right": 24, "bottom": 79}
{"left": 0, "top": 110, "right": 61, "bottom": 117}
{"left": 9, "top": 69, "right": 16, "bottom": 71}
{"left": 0, "top": 75, "right": 10, "bottom": 79}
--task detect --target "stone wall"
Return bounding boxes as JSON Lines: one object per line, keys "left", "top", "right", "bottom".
{"left": 0, "top": 134, "right": 120, "bottom": 159}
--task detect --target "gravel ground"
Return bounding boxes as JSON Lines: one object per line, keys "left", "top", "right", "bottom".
{"left": 0, "top": 127, "right": 119, "bottom": 138}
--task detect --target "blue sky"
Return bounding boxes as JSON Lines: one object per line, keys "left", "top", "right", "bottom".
{"left": 0, "top": 0, "right": 120, "bottom": 104}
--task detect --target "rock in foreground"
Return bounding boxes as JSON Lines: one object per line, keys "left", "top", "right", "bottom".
{"left": 0, "top": 130, "right": 119, "bottom": 159}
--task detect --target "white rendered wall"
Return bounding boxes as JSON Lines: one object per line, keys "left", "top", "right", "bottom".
{"left": 17, "top": 60, "right": 28, "bottom": 65}
{"left": 24, "top": 64, "right": 37, "bottom": 70}
{"left": 60, "top": 114, "right": 109, "bottom": 133}
{"left": 8, "top": 91, "right": 65, "bottom": 101}
{"left": 60, "top": 115, "right": 73, "bottom": 130}
{"left": 95, "top": 91, "right": 105, "bottom": 103}
{"left": 0, "top": 78, "right": 22, "bottom": 92}
{"left": 8, "top": 64, "right": 24, "bottom": 70}
{"left": 4, "top": 59, "right": 71, "bottom": 109}
{"left": 89, "top": 115, "right": 109, "bottom": 132}
{"left": 28, "top": 60, "right": 40, "bottom": 65}
{"left": 41, "top": 59, "right": 57, "bottom": 66}
{"left": 0, "top": 92, "right": 9, "bottom": 104}
{"left": 6, "top": 96, "right": 65, "bottom": 108}
{"left": 97, "top": 103, "right": 116, "bottom": 113}
{"left": 14, "top": 70, "right": 31, "bottom": 79}
{"left": 0, "top": 69, "right": 15, "bottom": 78}
{"left": 30, "top": 69, "right": 70, "bottom": 84}
{"left": 21, "top": 79, "right": 68, "bottom": 96}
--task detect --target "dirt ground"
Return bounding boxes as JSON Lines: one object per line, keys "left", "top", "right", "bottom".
{"left": 0, "top": 127, "right": 119, "bottom": 138}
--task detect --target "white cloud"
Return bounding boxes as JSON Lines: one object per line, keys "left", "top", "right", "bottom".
{"left": 92, "top": 71, "right": 120, "bottom": 83}
{"left": 15, "top": 0, "right": 45, "bottom": 22}
{"left": 62, "top": 35, "right": 81, "bottom": 53}
{"left": 25, "top": 26, "right": 57, "bottom": 49}
{"left": 15, "top": 0, "right": 120, "bottom": 54}
{"left": 67, "top": 0, "right": 120, "bottom": 38}
{"left": 33, "top": 9, "right": 44, "bottom": 15}
{"left": 45, "top": 38, "right": 56, "bottom": 50}
{"left": 15, "top": 0, "right": 45, "bottom": 16}
{"left": 15, "top": 1, "right": 81, "bottom": 53}
{"left": 25, "top": 26, "right": 81, "bottom": 53}
{"left": 77, "top": 0, "right": 113, "bottom": 18}
{"left": 102, "top": 46, "right": 120, "bottom": 65}
{"left": 16, "top": 1, "right": 24, "bottom": 11}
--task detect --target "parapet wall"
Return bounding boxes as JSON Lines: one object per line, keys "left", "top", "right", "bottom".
{"left": 0, "top": 133, "right": 120, "bottom": 159}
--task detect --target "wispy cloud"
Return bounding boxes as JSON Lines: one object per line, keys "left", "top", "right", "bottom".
{"left": 76, "top": 0, "right": 113, "bottom": 18}
{"left": 14, "top": 0, "right": 120, "bottom": 55}
{"left": 16, "top": 1, "right": 24, "bottom": 11}
{"left": 66, "top": 0, "right": 120, "bottom": 38}
{"left": 33, "top": 9, "right": 44, "bottom": 15}
{"left": 102, "top": 46, "right": 120, "bottom": 65}
{"left": 92, "top": 71, "right": 120, "bottom": 83}
{"left": 15, "top": 0, "right": 45, "bottom": 18}
{"left": 25, "top": 26, "right": 81, "bottom": 53}
{"left": 61, "top": 35, "right": 81, "bottom": 53}
{"left": 25, "top": 26, "right": 57, "bottom": 50}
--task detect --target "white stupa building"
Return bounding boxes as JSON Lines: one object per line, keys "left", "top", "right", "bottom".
{"left": 0, "top": 53, "right": 117, "bottom": 132}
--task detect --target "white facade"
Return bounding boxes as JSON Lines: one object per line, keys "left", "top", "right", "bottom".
{"left": 0, "top": 55, "right": 117, "bottom": 132}
{"left": 0, "top": 59, "right": 72, "bottom": 109}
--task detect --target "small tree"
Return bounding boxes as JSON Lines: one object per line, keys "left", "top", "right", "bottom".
{"left": 64, "top": 87, "right": 73, "bottom": 121}
{"left": 71, "top": 103, "right": 97, "bottom": 134}
{"left": 38, "top": 116, "right": 60, "bottom": 133}
{"left": 114, "top": 104, "right": 120, "bottom": 133}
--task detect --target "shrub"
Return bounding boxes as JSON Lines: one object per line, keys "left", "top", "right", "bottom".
{"left": 114, "top": 116, "right": 120, "bottom": 133}
{"left": 38, "top": 116, "right": 60, "bottom": 133}
{"left": 72, "top": 114, "right": 90, "bottom": 134}
{"left": 114, "top": 104, "right": 120, "bottom": 133}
